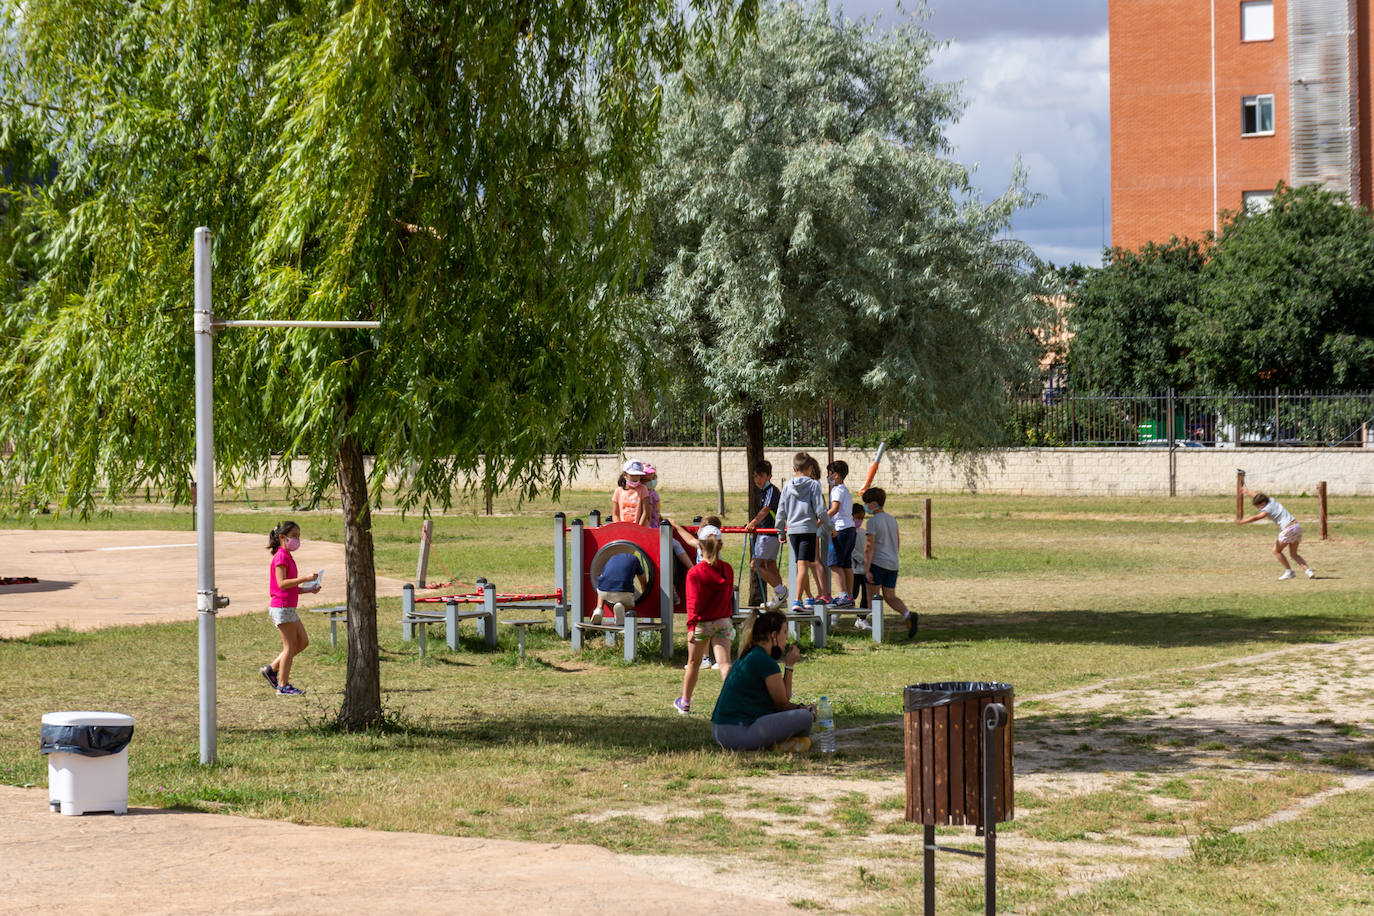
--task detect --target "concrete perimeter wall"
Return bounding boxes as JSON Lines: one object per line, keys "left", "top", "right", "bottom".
{"left": 565, "top": 447, "right": 1374, "bottom": 497}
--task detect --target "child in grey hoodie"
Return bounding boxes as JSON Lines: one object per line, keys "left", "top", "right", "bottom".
{"left": 775, "top": 451, "right": 828, "bottom": 611}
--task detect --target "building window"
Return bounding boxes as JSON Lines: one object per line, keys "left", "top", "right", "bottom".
{"left": 1241, "top": 1, "right": 1274, "bottom": 41}
{"left": 1243, "top": 190, "right": 1274, "bottom": 212}
{"left": 1242, "top": 94, "right": 1275, "bottom": 135}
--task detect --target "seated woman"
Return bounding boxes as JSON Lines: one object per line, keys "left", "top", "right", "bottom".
{"left": 710, "top": 609, "right": 816, "bottom": 751}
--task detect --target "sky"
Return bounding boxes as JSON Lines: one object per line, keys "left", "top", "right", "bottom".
{"left": 838, "top": 0, "right": 1110, "bottom": 267}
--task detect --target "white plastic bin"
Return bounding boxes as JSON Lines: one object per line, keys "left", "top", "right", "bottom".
{"left": 42, "top": 711, "right": 135, "bottom": 816}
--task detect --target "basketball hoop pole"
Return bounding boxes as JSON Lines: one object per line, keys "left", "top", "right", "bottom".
{"left": 193, "top": 227, "right": 380, "bottom": 764}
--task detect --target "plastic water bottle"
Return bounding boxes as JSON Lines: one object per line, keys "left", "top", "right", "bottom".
{"left": 816, "top": 696, "right": 836, "bottom": 754}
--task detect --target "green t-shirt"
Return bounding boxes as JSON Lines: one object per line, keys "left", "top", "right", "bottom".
{"left": 711, "top": 645, "right": 782, "bottom": 726}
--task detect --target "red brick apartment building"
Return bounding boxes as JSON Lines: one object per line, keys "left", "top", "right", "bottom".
{"left": 1111, "top": 0, "right": 1374, "bottom": 251}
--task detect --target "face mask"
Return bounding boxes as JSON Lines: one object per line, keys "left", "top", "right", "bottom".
{"left": 647, "top": 479, "right": 657, "bottom": 490}
{"left": 284, "top": 536, "right": 301, "bottom": 551}
{"left": 770, "top": 644, "right": 783, "bottom": 660}
{"left": 866, "top": 503, "right": 878, "bottom": 513}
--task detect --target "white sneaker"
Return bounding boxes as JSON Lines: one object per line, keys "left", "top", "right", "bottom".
{"left": 773, "top": 586, "right": 788, "bottom": 606}
{"left": 612, "top": 602, "right": 626, "bottom": 625}
{"left": 1279, "top": 570, "right": 1296, "bottom": 580}
{"left": 855, "top": 616, "right": 872, "bottom": 631}
{"left": 1304, "top": 568, "right": 1316, "bottom": 579}
{"left": 590, "top": 606, "right": 604, "bottom": 625}
{"left": 700, "top": 657, "right": 713, "bottom": 669}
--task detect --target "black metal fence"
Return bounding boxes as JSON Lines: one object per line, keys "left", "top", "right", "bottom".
{"left": 619, "top": 391, "right": 1374, "bottom": 449}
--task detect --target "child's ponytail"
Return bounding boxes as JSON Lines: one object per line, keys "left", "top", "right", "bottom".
{"left": 267, "top": 520, "right": 298, "bottom": 552}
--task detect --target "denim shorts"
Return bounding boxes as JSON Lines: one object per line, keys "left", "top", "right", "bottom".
{"left": 827, "top": 528, "right": 857, "bottom": 567}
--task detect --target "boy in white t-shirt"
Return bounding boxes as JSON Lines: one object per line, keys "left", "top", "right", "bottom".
{"left": 825, "top": 460, "right": 856, "bottom": 607}
{"left": 1237, "top": 487, "right": 1315, "bottom": 580}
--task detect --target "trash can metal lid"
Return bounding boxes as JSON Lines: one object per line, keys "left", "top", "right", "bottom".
{"left": 42, "top": 711, "right": 135, "bottom": 728}
{"left": 903, "top": 682, "right": 1013, "bottom": 711}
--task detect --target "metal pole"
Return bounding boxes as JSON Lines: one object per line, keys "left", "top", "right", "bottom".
{"left": 194, "top": 227, "right": 218, "bottom": 765}
{"left": 716, "top": 424, "right": 725, "bottom": 517}
{"left": 923, "top": 823, "right": 936, "bottom": 916}
{"left": 1167, "top": 387, "right": 1176, "bottom": 497}
{"left": 826, "top": 399, "right": 835, "bottom": 468}
{"left": 982, "top": 703, "right": 1009, "bottom": 916}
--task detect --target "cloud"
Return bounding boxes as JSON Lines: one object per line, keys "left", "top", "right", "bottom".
{"left": 833, "top": 0, "right": 1112, "bottom": 266}
{"left": 840, "top": 0, "right": 1108, "bottom": 40}
{"left": 931, "top": 30, "right": 1111, "bottom": 266}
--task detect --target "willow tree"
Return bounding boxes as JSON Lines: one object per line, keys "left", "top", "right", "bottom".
{"left": 645, "top": 1, "right": 1049, "bottom": 512}
{"left": 0, "top": 0, "right": 756, "bottom": 730}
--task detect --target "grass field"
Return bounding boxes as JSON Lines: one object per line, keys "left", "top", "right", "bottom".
{"left": 3, "top": 491, "right": 1373, "bottom": 913}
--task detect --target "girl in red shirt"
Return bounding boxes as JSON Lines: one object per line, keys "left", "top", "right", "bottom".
{"left": 674, "top": 526, "right": 735, "bottom": 715}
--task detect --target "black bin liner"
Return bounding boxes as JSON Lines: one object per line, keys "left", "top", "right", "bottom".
{"left": 904, "top": 681, "right": 1014, "bottom": 711}
{"left": 40, "top": 723, "right": 134, "bottom": 758}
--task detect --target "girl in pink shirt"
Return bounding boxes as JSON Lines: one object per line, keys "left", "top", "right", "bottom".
{"left": 263, "top": 520, "right": 321, "bottom": 696}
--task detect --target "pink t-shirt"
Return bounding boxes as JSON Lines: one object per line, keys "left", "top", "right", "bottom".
{"left": 269, "top": 546, "right": 298, "bottom": 608}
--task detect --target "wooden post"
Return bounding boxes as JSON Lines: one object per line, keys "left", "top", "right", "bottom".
{"left": 416, "top": 518, "right": 434, "bottom": 588}
{"left": 1319, "top": 481, "right": 1328, "bottom": 539}
{"left": 1236, "top": 470, "right": 1245, "bottom": 521}
{"left": 922, "top": 498, "right": 932, "bottom": 560}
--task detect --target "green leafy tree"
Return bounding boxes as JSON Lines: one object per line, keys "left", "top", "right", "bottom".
{"left": 0, "top": 0, "right": 755, "bottom": 730}
{"left": 1182, "top": 183, "right": 1374, "bottom": 390}
{"left": 1065, "top": 237, "right": 1208, "bottom": 391}
{"left": 644, "top": 1, "right": 1049, "bottom": 514}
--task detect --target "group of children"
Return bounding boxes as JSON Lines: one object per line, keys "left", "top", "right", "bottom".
{"left": 753, "top": 452, "right": 915, "bottom": 639}
{"left": 259, "top": 465, "right": 1315, "bottom": 719}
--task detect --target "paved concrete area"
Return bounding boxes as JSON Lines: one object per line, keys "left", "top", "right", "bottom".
{"left": 0, "top": 529, "right": 409, "bottom": 637}
{"left": 0, "top": 786, "right": 797, "bottom": 915}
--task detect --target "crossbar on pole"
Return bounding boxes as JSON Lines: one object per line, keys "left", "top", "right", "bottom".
{"left": 215, "top": 319, "right": 381, "bottom": 330}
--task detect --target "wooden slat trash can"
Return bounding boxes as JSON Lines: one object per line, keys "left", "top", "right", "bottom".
{"left": 904, "top": 682, "right": 1014, "bottom": 827}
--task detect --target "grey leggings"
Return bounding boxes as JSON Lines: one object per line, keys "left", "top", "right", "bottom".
{"left": 712, "top": 708, "right": 814, "bottom": 750}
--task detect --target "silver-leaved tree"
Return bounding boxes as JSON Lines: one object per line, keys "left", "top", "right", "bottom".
{"left": 0, "top": 0, "right": 755, "bottom": 730}
{"left": 645, "top": 2, "right": 1050, "bottom": 514}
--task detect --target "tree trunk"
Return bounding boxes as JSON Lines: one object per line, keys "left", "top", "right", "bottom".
{"left": 744, "top": 406, "right": 765, "bottom": 608}
{"left": 336, "top": 432, "right": 382, "bottom": 731}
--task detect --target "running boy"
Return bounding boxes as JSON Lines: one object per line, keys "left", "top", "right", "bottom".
{"left": 776, "top": 451, "right": 827, "bottom": 612}
{"left": 1237, "top": 487, "right": 1315, "bottom": 580}
{"left": 744, "top": 460, "right": 788, "bottom": 610}
{"left": 825, "top": 460, "right": 856, "bottom": 608}
{"left": 862, "top": 487, "right": 916, "bottom": 638}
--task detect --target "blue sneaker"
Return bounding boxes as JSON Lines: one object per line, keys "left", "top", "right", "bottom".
{"left": 804, "top": 598, "right": 816, "bottom": 608}
{"left": 673, "top": 697, "right": 691, "bottom": 715}
{"left": 834, "top": 594, "right": 855, "bottom": 608}
{"left": 277, "top": 684, "right": 305, "bottom": 696}
{"left": 260, "top": 665, "right": 278, "bottom": 689}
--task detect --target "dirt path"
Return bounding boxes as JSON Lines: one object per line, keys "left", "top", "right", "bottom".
{"left": 0, "top": 529, "right": 410, "bottom": 637}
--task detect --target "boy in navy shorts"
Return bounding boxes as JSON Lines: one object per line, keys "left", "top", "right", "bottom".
{"left": 862, "top": 487, "right": 916, "bottom": 638}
